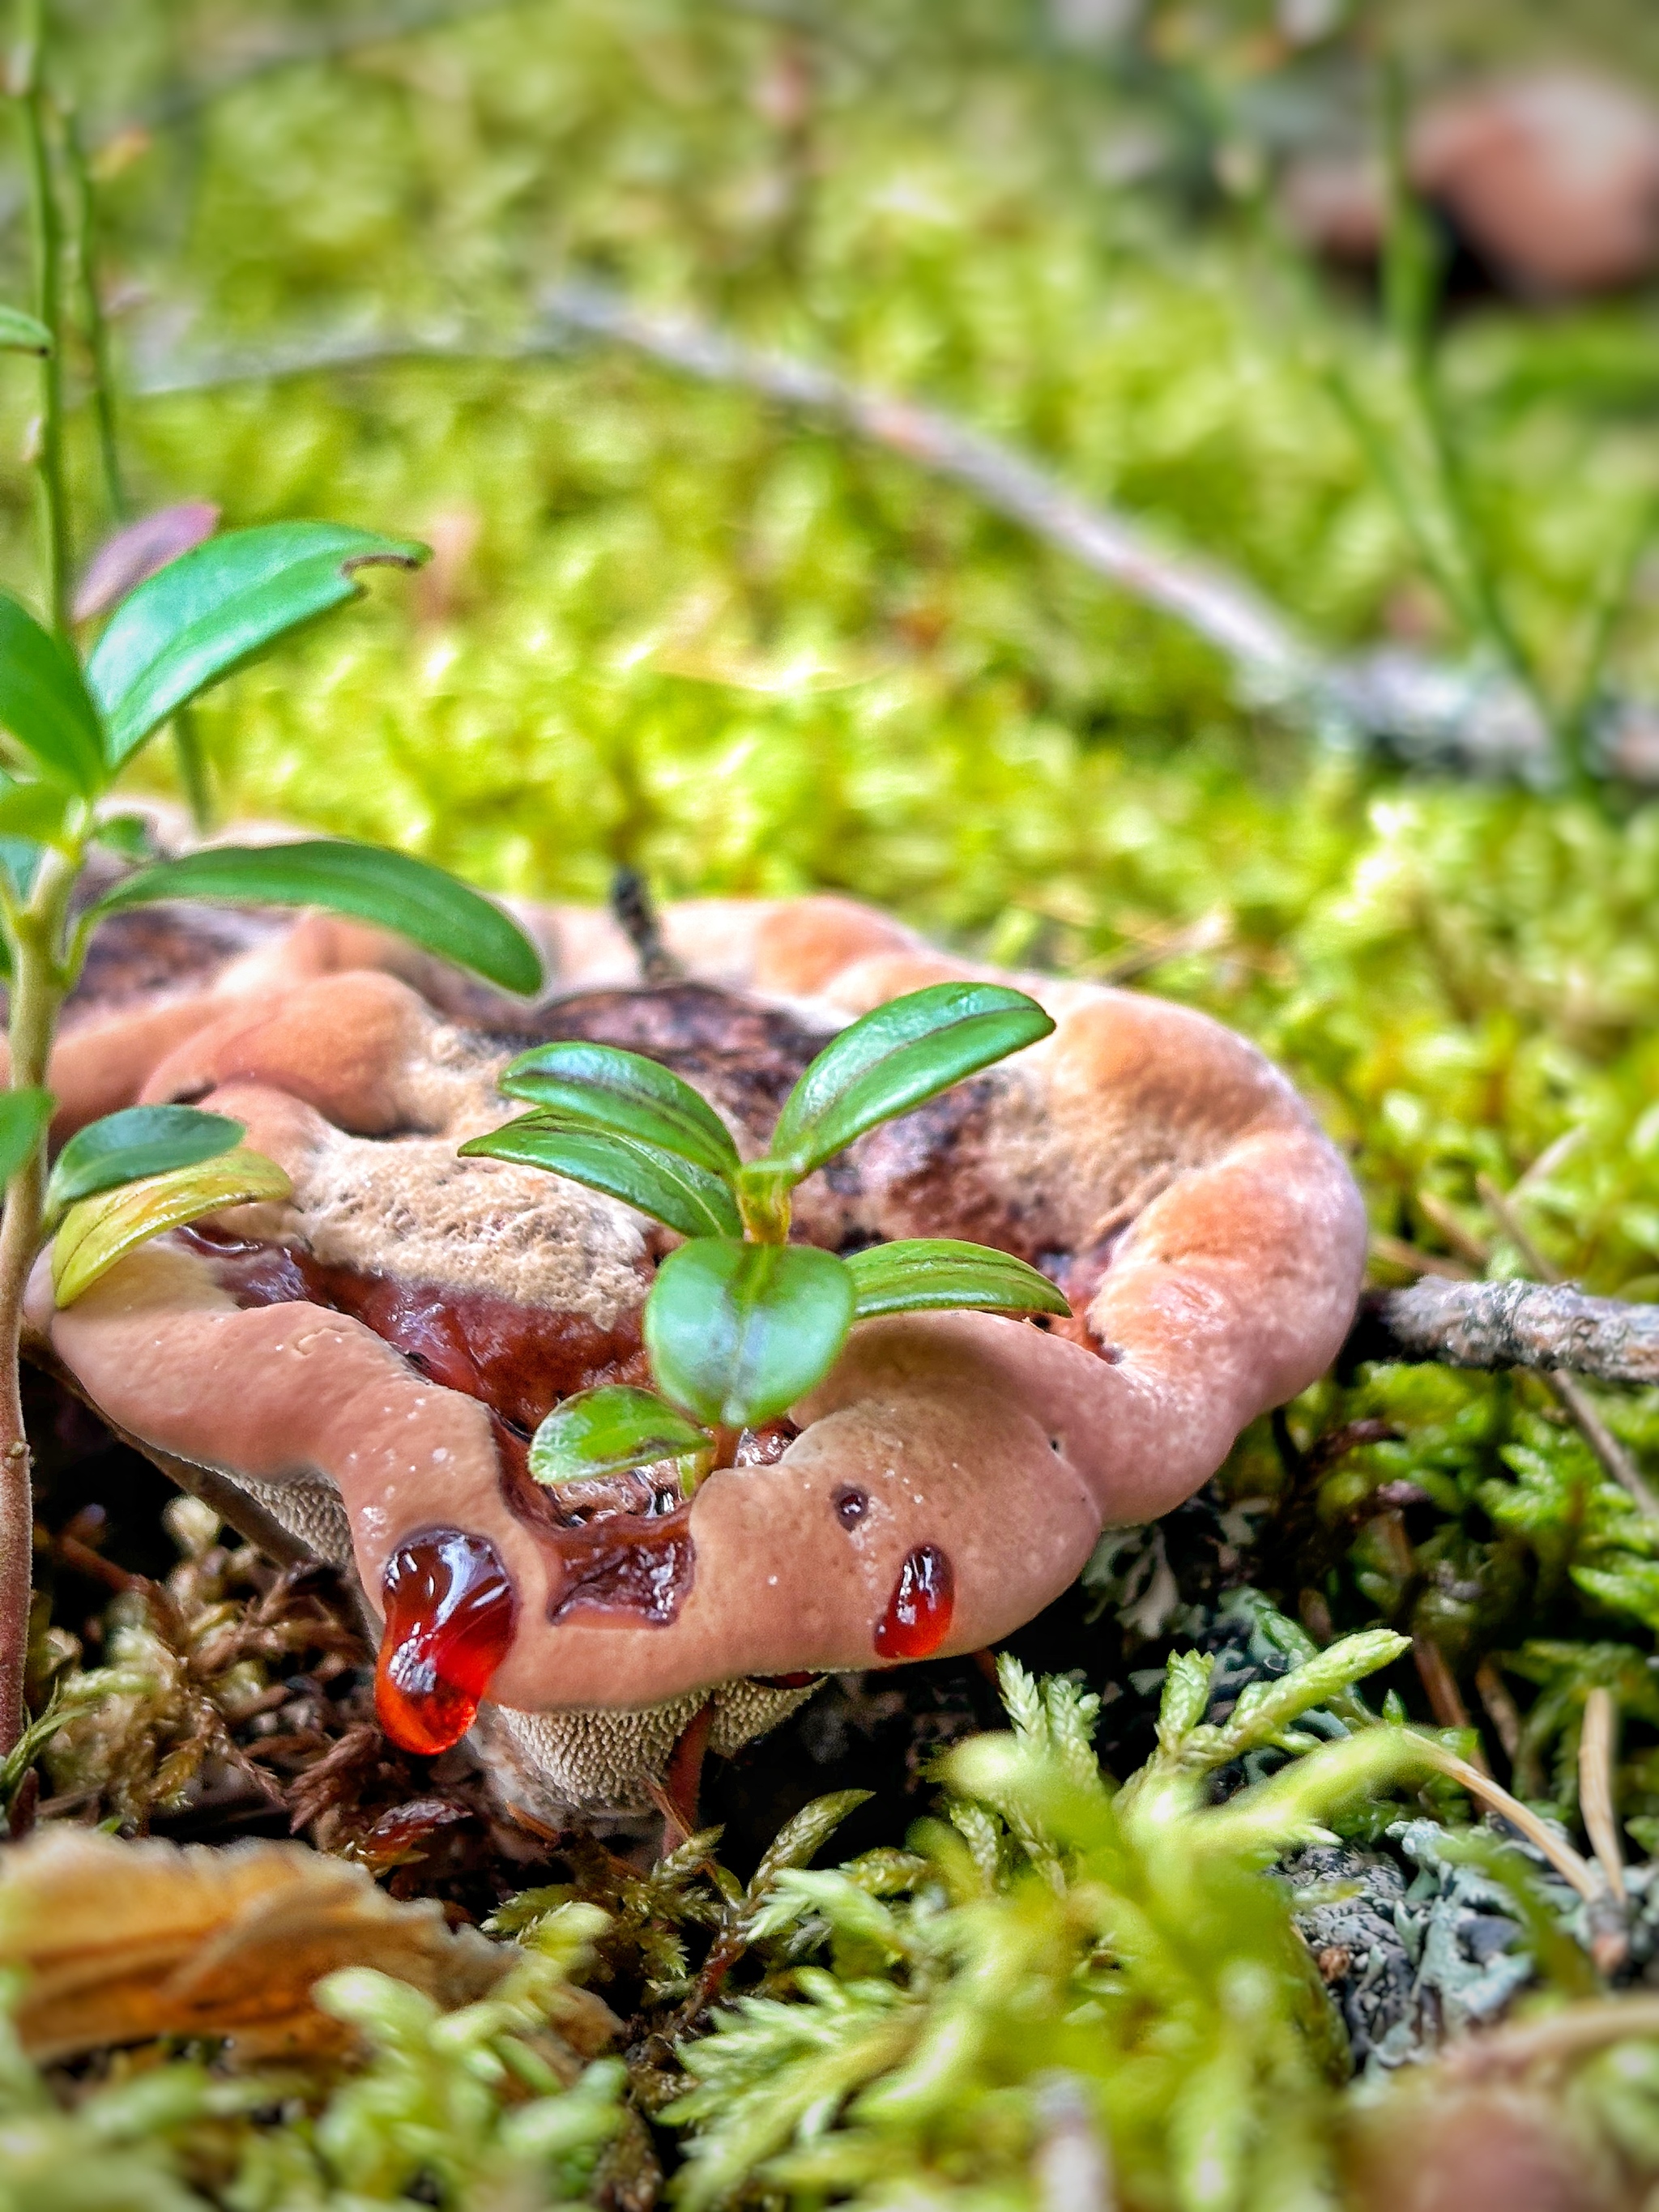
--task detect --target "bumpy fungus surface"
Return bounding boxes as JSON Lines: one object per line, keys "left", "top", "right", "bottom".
{"left": 25, "top": 885, "right": 1366, "bottom": 1819}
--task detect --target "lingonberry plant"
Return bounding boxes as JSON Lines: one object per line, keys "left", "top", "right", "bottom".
{"left": 0, "top": 2, "right": 543, "bottom": 1756}
{"left": 0, "top": 537, "right": 544, "bottom": 1749}
{"left": 460, "top": 982, "right": 1071, "bottom": 1485}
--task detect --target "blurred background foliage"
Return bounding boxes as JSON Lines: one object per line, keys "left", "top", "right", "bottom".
{"left": 23, "top": 0, "right": 1659, "bottom": 1840}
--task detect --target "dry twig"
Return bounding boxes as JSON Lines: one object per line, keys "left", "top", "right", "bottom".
{"left": 126, "top": 300, "right": 1316, "bottom": 705}
{"left": 130, "top": 286, "right": 1659, "bottom": 782}
{"left": 1363, "top": 1178, "right": 1659, "bottom": 1518}
{"left": 1368, "top": 1276, "right": 1659, "bottom": 1388}
{"left": 1444, "top": 1995, "right": 1659, "bottom": 2080}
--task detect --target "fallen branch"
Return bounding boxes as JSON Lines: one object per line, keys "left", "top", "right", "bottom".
{"left": 129, "top": 286, "right": 1659, "bottom": 782}
{"left": 1363, "top": 1276, "right": 1659, "bottom": 1388}
{"left": 1366, "top": 1272, "right": 1659, "bottom": 1511}
{"left": 104, "top": 0, "right": 531, "bottom": 139}
{"left": 543, "top": 291, "right": 1321, "bottom": 702}
{"left": 131, "top": 288, "right": 1319, "bottom": 706}
{"left": 101, "top": 0, "right": 864, "bottom": 145}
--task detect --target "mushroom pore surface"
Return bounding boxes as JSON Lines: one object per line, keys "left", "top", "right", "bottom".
{"left": 26, "top": 889, "right": 1367, "bottom": 1821}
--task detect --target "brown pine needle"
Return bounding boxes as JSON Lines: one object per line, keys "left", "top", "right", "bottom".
{"left": 1579, "top": 1688, "right": 1627, "bottom": 1906}
{"left": 1420, "top": 1739, "right": 1597, "bottom": 1903}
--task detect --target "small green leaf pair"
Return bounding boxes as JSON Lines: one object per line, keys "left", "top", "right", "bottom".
{"left": 37, "top": 1102, "right": 292, "bottom": 1307}
{"left": 0, "top": 1095, "right": 291, "bottom": 1309}
{"left": 463, "top": 981, "right": 1070, "bottom": 1489}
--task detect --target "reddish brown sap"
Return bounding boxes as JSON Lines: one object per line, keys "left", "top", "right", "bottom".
{"left": 873, "top": 1544, "right": 954, "bottom": 1660}
{"left": 376, "top": 1529, "right": 518, "bottom": 1756}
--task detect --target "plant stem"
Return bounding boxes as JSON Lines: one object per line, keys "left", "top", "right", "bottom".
{"left": 0, "top": 842, "right": 76, "bottom": 1751}
{"left": 1579, "top": 1686, "right": 1627, "bottom": 1905}
{"left": 1375, "top": 56, "right": 1562, "bottom": 777}
{"left": 63, "top": 107, "right": 126, "bottom": 522}
{"left": 736, "top": 1163, "right": 793, "bottom": 1243}
{"left": 1561, "top": 492, "right": 1658, "bottom": 781}
{"left": 172, "top": 705, "right": 211, "bottom": 831}
{"left": 15, "top": 0, "right": 70, "bottom": 636}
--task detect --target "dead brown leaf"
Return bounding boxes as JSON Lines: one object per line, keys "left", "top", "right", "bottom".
{"left": 0, "top": 1827, "right": 508, "bottom": 2063}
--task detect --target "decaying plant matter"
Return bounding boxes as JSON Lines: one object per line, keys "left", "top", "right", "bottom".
{"left": 0, "top": 1837, "right": 629, "bottom": 2209}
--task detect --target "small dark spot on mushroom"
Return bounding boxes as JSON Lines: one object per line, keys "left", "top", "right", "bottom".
{"left": 1050, "top": 1437, "right": 1062, "bottom": 1453}
{"left": 833, "top": 1485, "right": 868, "bottom": 1528}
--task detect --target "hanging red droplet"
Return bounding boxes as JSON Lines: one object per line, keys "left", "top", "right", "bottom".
{"left": 375, "top": 1528, "right": 518, "bottom": 1756}
{"left": 873, "top": 1544, "right": 955, "bottom": 1660}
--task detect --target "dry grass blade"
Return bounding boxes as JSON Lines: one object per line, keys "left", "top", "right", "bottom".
{"left": 1420, "top": 1740, "right": 1598, "bottom": 1903}
{"left": 1444, "top": 1996, "right": 1659, "bottom": 2080}
{"left": 1368, "top": 1232, "right": 1477, "bottom": 1281}
{"left": 1579, "top": 1687, "right": 1627, "bottom": 1905}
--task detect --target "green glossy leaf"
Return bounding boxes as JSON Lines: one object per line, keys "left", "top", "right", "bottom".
{"left": 0, "top": 1089, "right": 53, "bottom": 1187}
{"left": 0, "top": 594, "right": 108, "bottom": 794}
{"left": 460, "top": 1115, "right": 741, "bottom": 1239}
{"left": 844, "top": 1238, "right": 1072, "bottom": 1322}
{"left": 645, "top": 1237, "right": 855, "bottom": 1428}
{"left": 52, "top": 1147, "right": 292, "bottom": 1307}
{"left": 0, "top": 776, "right": 69, "bottom": 843}
{"left": 92, "top": 840, "right": 542, "bottom": 996}
{"left": 500, "top": 1041, "right": 739, "bottom": 1179}
{"left": 86, "top": 521, "right": 429, "bottom": 764}
{"left": 45, "top": 1104, "right": 244, "bottom": 1228}
{"left": 768, "top": 982, "right": 1055, "bottom": 1178}
{"left": 90, "top": 812, "right": 154, "bottom": 860}
{"left": 529, "top": 1385, "right": 710, "bottom": 1485}
{"left": 0, "top": 308, "right": 51, "bottom": 355}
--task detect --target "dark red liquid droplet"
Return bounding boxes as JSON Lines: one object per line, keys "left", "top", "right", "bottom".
{"left": 375, "top": 1528, "right": 518, "bottom": 1756}
{"left": 873, "top": 1544, "right": 955, "bottom": 1660}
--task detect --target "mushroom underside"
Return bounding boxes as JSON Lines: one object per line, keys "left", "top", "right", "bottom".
{"left": 27, "top": 890, "right": 1368, "bottom": 1824}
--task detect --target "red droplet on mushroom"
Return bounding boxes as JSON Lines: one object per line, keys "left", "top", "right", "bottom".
{"left": 873, "top": 1544, "right": 954, "bottom": 1660}
{"left": 375, "top": 1528, "right": 518, "bottom": 1755}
